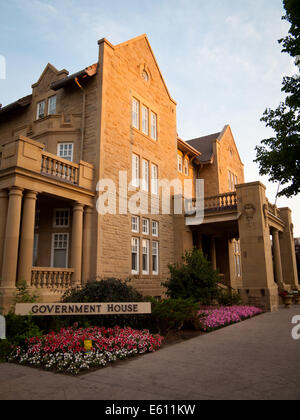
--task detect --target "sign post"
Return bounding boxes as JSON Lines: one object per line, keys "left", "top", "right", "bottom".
{"left": 0, "top": 315, "right": 6, "bottom": 340}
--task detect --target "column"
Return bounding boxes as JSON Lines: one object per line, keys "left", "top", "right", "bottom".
{"left": 18, "top": 191, "right": 38, "bottom": 284}
{"left": 1, "top": 187, "right": 23, "bottom": 288}
{"left": 82, "top": 207, "right": 93, "bottom": 284}
{"left": 0, "top": 190, "right": 8, "bottom": 279}
{"left": 71, "top": 203, "right": 84, "bottom": 286}
{"left": 210, "top": 236, "right": 217, "bottom": 271}
{"left": 272, "top": 230, "right": 284, "bottom": 288}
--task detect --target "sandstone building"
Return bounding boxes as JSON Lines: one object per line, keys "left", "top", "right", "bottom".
{"left": 0, "top": 35, "right": 298, "bottom": 313}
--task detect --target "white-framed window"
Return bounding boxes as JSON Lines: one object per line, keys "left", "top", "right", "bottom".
{"left": 131, "top": 237, "right": 139, "bottom": 275}
{"left": 48, "top": 95, "right": 57, "bottom": 115}
{"left": 152, "top": 220, "right": 159, "bottom": 237}
{"left": 132, "top": 216, "right": 139, "bottom": 233}
{"left": 228, "top": 170, "right": 238, "bottom": 191}
{"left": 142, "top": 105, "right": 149, "bottom": 135}
{"left": 142, "top": 239, "right": 150, "bottom": 274}
{"left": 184, "top": 158, "right": 189, "bottom": 176}
{"left": 178, "top": 155, "right": 183, "bottom": 173}
{"left": 37, "top": 100, "right": 45, "bottom": 120}
{"left": 233, "top": 239, "right": 242, "bottom": 277}
{"left": 132, "top": 98, "right": 140, "bottom": 129}
{"left": 142, "top": 159, "right": 149, "bottom": 192}
{"left": 151, "top": 112, "right": 157, "bottom": 140}
{"left": 132, "top": 153, "right": 140, "bottom": 188}
{"left": 58, "top": 143, "right": 74, "bottom": 162}
{"left": 33, "top": 233, "right": 39, "bottom": 266}
{"left": 152, "top": 241, "right": 159, "bottom": 275}
{"left": 142, "top": 218, "right": 149, "bottom": 235}
{"left": 51, "top": 233, "right": 69, "bottom": 268}
{"left": 151, "top": 164, "right": 158, "bottom": 195}
{"left": 54, "top": 209, "right": 70, "bottom": 228}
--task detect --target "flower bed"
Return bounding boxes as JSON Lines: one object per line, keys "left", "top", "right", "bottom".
{"left": 198, "top": 306, "right": 263, "bottom": 332}
{"left": 8, "top": 326, "right": 164, "bottom": 375}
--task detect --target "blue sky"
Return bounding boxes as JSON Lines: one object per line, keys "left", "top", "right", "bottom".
{"left": 0, "top": 0, "right": 299, "bottom": 235}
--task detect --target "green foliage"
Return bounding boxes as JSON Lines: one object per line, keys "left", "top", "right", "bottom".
{"left": 255, "top": 0, "right": 300, "bottom": 198}
{"left": 11, "top": 281, "right": 40, "bottom": 309}
{"left": 163, "top": 248, "right": 220, "bottom": 305}
{"left": 217, "top": 289, "right": 242, "bottom": 306}
{"left": 150, "top": 298, "right": 201, "bottom": 334}
{"left": 0, "top": 340, "right": 11, "bottom": 363}
{"left": 5, "top": 313, "right": 43, "bottom": 347}
{"left": 61, "top": 278, "right": 149, "bottom": 329}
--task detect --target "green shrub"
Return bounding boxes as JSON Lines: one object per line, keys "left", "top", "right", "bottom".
{"left": 5, "top": 313, "right": 43, "bottom": 347}
{"left": 163, "top": 248, "right": 220, "bottom": 305}
{"left": 61, "top": 278, "right": 150, "bottom": 329}
{"left": 0, "top": 340, "right": 11, "bottom": 363}
{"left": 150, "top": 298, "right": 201, "bottom": 334}
{"left": 218, "top": 289, "right": 242, "bottom": 306}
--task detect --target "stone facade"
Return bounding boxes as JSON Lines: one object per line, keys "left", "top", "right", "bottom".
{"left": 0, "top": 34, "right": 298, "bottom": 313}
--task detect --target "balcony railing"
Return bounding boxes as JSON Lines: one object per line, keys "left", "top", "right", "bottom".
{"left": 31, "top": 267, "right": 74, "bottom": 290}
{"left": 204, "top": 192, "right": 237, "bottom": 212}
{"left": 41, "top": 152, "right": 79, "bottom": 185}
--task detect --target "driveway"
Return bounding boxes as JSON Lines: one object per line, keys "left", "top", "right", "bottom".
{"left": 0, "top": 307, "right": 299, "bottom": 400}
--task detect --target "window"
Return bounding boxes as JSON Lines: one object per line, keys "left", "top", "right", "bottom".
{"left": 233, "top": 239, "right": 242, "bottom": 277}
{"left": 151, "top": 164, "right": 158, "bottom": 195}
{"left": 48, "top": 95, "right": 57, "bottom": 115}
{"left": 151, "top": 112, "right": 157, "bottom": 140}
{"left": 58, "top": 143, "right": 74, "bottom": 162}
{"left": 228, "top": 170, "right": 238, "bottom": 191}
{"left": 37, "top": 100, "right": 45, "bottom": 120}
{"left": 132, "top": 98, "right": 140, "bottom": 129}
{"left": 142, "top": 218, "right": 149, "bottom": 235}
{"left": 132, "top": 216, "right": 139, "bottom": 233}
{"left": 152, "top": 241, "right": 159, "bottom": 275}
{"left": 184, "top": 159, "right": 189, "bottom": 176}
{"left": 142, "top": 70, "right": 149, "bottom": 82}
{"left": 142, "top": 106, "right": 149, "bottom": 135}
{"left": 35, "top": 210, "right": 40, "bottom": 229}
{"left": 51, "top": 233, "right": 69, "bottom": 268}
{"left": 132, "top": 237, "right": 139, "bottom": 274}
{"left": 152, "top": 221, "right": 159, "bottom": 237}
{"left": 33, "top": 234, "right": 39, "bottom": 266}
{"left": 142, "top": 239, "right": 150, "bottom": 274}
{"left": 54, "top": 209, "right": 70, "bottom": 228}
{"left": 142, "top": 159, "right": 149, "bottom": 192}
{"left": 178, "top": 155, "right": 183, "bottom": 173}
{"left": 132, "top": 154, "right": 140, "bottom": 188}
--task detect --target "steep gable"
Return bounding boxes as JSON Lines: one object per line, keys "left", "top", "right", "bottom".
{"left": 32, "top": 63, "right": 69, "bottom": 95}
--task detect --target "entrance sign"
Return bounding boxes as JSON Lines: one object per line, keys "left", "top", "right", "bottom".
{"left": 15, "top": 302, "right": 152, "bottom": 316}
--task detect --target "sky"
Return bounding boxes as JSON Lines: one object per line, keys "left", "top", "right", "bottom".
{"left": 0, "top": 0, "right": 299, "bottom": 235}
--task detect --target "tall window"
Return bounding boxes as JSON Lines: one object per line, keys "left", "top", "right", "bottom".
{"left": 151, "top": 164, "right": 158, "bottom": 195}
{"left": 52, "top": 233, "right": 69, "bottom": 268}
{"left": 58, "top": 143, "right": 74, "bottom": 162}
{"left": 142, "top": 159, "right": 149, "bottom": 192}
{"left": 132, "top": 98, "right": 140, "bottom": 129}
{"left": 33, "top": 234, "right": 39, "bottom": 266}
{"left": 142, "top": 239, "right": 150, "bottom": 274}
{"left": 151, "top": 112, "right": 157, "bottom": 140}
{"left": 37, "top": 100, "right": 45, "bottom": 119}
{"left": 131, "top": 237, "right": 139, "bottom": 274}
{"left": 142, "top": 106, "right": 149, "bottom": 135}
{"left": 228, "top": 170, "right": 238, "bottom": 191}
{"left": 152, "top": 221, "right": 159, "bottom": 237}
{"left": 178, "top": 155, "right": 183, "bottom": 173}
{"left": 184, "top": 159, "right": 189, "bottom": 176}
{"left": 152, "top": 241, "right": 159, "bottom": 275}
{"left": 233, "top": 239, "right": 242, "bottom": 277}
{"left": 142, "top": 218, "right": 149, "bottom": 235}
{"left": 132, "top": 154, "right": 140, "bottom": 188}
{"left": 132, "top": 216, "right": 139, "bottom": 233}
{"left": 48, "top": 95, "right": 57, "bottom": 115}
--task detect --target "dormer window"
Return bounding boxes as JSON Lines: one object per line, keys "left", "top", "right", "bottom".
{"left": 37, "top": 100, "right": 45, "bottom": 120}
{"left": 48, "top": 95, "right": 57, "bottom": 115}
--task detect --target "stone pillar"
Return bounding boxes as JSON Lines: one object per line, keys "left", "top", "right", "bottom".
{"left": 18, "top": 191, "right": 38, "bottom": 284}
{"left": 71, "top": 203, "right": 84, "bottom": 286}
{"left": 278, "top": 207, "right": 299, "bottom": 290}
{"left": 0, "top": 190, "right": 8, "bottom": 280}
{"left": 236, "top": 182, "right": 278, "bottom": 312}
{"left": 210, "top": 236, "right": 217, "bottom": 270}
{"left": 272, "top": 229, "right": 284, "bottom": 289}
{"left": 82, "top": 207, "right": 93, "bottom": 283}
{"left": 1, "top": 187, "right": 23, "bottom": 288}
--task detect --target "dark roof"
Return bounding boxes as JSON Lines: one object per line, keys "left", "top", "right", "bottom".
{"left": 186, "top": 132, "right": 221, "bottom": 163}
{"left": 0, "top": 94, "right": 32, "bottom": 116}
{"left": 50, "top": 63, "right": 98, "bottom": 91}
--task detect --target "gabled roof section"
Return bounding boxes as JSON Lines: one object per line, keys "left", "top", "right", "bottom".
{"left": 32, "top": 63, "right": 69, "bottom": 88}
{"left": 187, "top": 132, "right": 221, "bottom": 164}
{"left": 50, "top": 63, "right": 98, "bottom": 91}
{"left": 0, "top": 94, "right": 32, "bottom": 118}
{"left": 114, "top": 34, "right": 177, "bottom": 105}
{"left": 177, "top": 137, "right": 202, "bottom": 161}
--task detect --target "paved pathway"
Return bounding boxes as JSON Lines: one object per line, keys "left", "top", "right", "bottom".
{"left": 0, "top": 307, "right": 299, "bottom": 400}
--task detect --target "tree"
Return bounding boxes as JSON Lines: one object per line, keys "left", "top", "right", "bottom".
{"left": 254, "top": 0, "right": 300, "bottom": 198}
